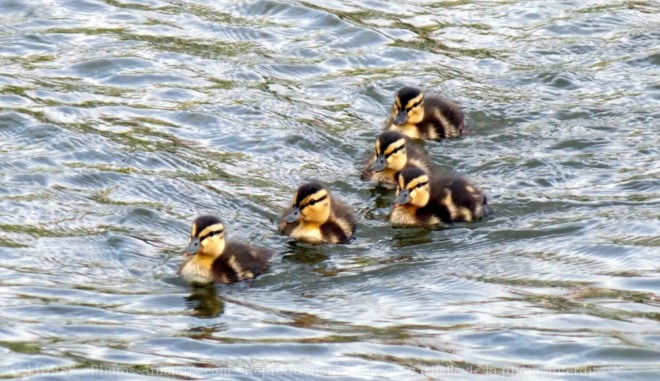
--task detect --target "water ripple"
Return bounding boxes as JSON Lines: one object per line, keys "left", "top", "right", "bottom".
{"left": 0, "top": 0, "right": 659, "bottom": 379}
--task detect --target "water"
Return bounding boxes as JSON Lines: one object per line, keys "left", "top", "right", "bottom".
{"left": 0, "top": 0, "right": 659, "bottom": 380}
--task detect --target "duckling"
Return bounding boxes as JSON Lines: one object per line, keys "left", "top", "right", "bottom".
{"left": 361, "top": 131, "right": 432, "bottom": 187}
{"left": 178, "top": 215, "right": 273, "bottom": 285}
{"left": 390, "top": 167, "right": 489, "bottom": 226}
{"left": 279, "top": 182, "right": 356, "bottom": 244}
{"left": 386, "top": 86, "right": 466, "bottom": 140}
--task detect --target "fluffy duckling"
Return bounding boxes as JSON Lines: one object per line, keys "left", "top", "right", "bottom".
{"left": 386, "top": 86, "right": 466, "bottom": 140}
{"left": 390, "top": 167, "right": 489, "bottom": 226}
{"left": 279, "top": 182, "right": 356, "bottom": 244}
{"left": 361, "top": 131, "right": 432, "bottom": 187}
{"left": 178, "top": 215, "right": 273, "bottom": 285}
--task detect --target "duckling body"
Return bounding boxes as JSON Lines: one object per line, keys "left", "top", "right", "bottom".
{"left": 178, "top": 215, "right": 273, "bottom": 285}
{"left": 361, "top": 131, "right": 432, "bottom": 187}
{"left": 386, "top": 87, "right": 466, "bottom": 140}
{"left": 279, "top": 182, "right": 356, "bottom": 244}
{"left": 390, "top": 167, "right": 489, "bottom": 226}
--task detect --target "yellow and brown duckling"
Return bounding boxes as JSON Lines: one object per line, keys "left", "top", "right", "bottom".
{"left": 386, "top": 86, "right": 466, "bottom": 140}
{"left": 279, "top": 182, "right": 356, "bottom": 244}
{"left": 390, "top": 167, "right": 489, "bottom": 226}
{"left": 361, "top": 131, "right": 432, "bottom": 187}
{"left": 178, "top": 215, "right": 273, "bottom": 285}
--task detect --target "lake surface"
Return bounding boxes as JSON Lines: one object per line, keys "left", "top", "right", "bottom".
{"left": 1, "top": 0, "right": 659, "bottom": 380}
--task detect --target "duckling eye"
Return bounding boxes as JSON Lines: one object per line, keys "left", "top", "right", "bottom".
{"left": 309, "top": 200, "right": 317, "bottom": 206}
{"left": 414, "top": 181, "right": 428, "bottom": 189}
{"left": 386, "top": 145, "right": 404, "bottom": 158}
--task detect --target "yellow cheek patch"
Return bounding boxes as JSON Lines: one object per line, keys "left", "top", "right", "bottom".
{"left": 375, "top": 139, "right": 381, "bottom": 154}
{"left": 190, "top": 223, "right": 197, "bottom": 238}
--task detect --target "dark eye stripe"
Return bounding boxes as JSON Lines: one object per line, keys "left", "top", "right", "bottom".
{"left": 199, "top": 230, "right": 224, "bottom": 242}
{"left": 302, "top": 194, "right": 328, "bottom": 209}
{"left": 408, "top": 181, "right": 428, "bottom": 190}
{"left": 385, "top": 145, "right": 405, "bottom": 158}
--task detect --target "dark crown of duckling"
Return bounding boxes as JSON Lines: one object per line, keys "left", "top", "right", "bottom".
{"left": 391, "top": 167, "right": 489, "bottom": 226}
{"left": 279, "top": 182, "right": 356, "bottom": 244}
{"left": 178, "top": 215, "right": 272, "bottom": 285}
{"left": 387, "top": 86, "right": 466, "bottom": 140}
{"left": 361, "top": 130, "right": 432, "bottom": 186}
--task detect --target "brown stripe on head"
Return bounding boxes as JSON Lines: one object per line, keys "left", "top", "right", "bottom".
{"left": 299, "top": 189, "right": 329, "bottom": 208}
{"left": 294, "top": 182, "right": 329, "bottom": 208}
{"left": 405, "top": 93, "right": 424, "bottom": 110}
{"left": 198, "top": 223, "right": 225, "bottom": 241}
{"left": 384, "top": 139, "right": 405, "bottom": 156}
{"left": 396, "top": 87, "right": 423, "bottom": 107}
{"left": 192, "top": 215, "right": 223, "bottom": 238}
{"left": 399, "top": 167, "right": 427, "bottom": 188}
{"left": 406, "top": 174, "right": 429, "bottom": 190}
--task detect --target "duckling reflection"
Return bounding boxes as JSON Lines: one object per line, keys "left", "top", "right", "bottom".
{"left": 281, "top": 241, "right": 329, "bottom": 265}
{"left": 386, "top": 87, "right": 466, "bottom": 140}
{"left": 184, "top": 284, "right": 224, "bottom": 318}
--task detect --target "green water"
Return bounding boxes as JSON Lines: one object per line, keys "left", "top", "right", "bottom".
{"left": 0, "top": 0, "right": 658, "bottom": 380}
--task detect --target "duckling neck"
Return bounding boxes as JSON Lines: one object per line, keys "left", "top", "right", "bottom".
{"left": 180, "top": 254, "right": 218, "bottom": 284}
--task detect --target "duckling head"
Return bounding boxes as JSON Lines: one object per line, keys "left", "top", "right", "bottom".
{"left": 284, "top": 182, "right": 331, "bottom": 225}
{"left": 183, "top": 215, "right": 226, "bottom": 260}
{"left": 371, "top": 131, "right": 408, "bottom": 173}
{"left": 392, "top": 87, "right": 425, "bottom": 126}
{"left": 394, "top": 167, "right": 430, "bottom": 208}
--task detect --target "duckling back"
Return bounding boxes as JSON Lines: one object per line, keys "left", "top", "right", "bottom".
{"left": 421, "top": 96, "right": 466, "bottom": 139}
{"left": 390, "top": 167, "right": 488, "bottom": 226}
{"left": 212, "top": 242, "right": 273, "bottom": 284}
{"left": 386, "top": 87, "right": 466, "bottom": 140}
{"left": 426, "top": 174, "right": 488, "bottom": 223}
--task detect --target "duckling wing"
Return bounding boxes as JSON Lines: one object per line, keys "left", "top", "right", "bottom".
{"left": 212, "top": 242, "right": 273, "bottom": 283}
{"left": 405, "top": 143, "right": 432, "bottom": 173}
{"left": 430, "top": 174, "right": 487, "bottom": 222}
{"left": 330, "top": 198, "right": 357, "bottom": 241}
{"left": 424, "top": 97, "right": 466, "bottom": 138}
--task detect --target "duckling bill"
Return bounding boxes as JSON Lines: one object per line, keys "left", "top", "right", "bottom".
{"left": 178, "top": 215, "right": 273, "bottom": 285}
{"left": 387, "top": 86, "right": 466, "bottom": 140}
{"left": 361, "top": 130, "right": 432, "bottom": 187}
{"left": 391, "top": 167, "right": 489, "bottom": 226}
{"left": 279, "top": 182, "right": 356, "bottom": 244}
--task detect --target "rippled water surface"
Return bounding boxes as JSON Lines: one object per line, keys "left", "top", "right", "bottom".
{"left": 1, "top": 0, "right": 659, "bottom": 379}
